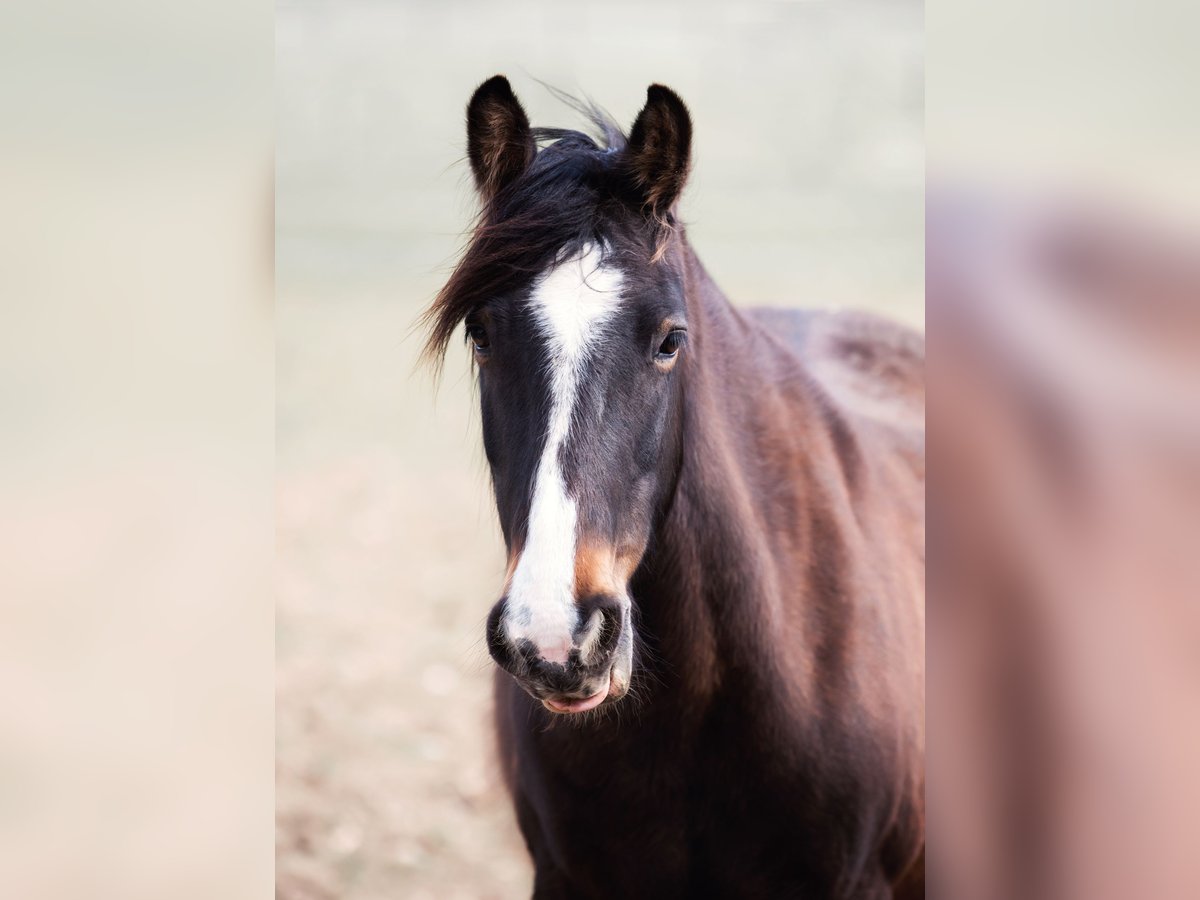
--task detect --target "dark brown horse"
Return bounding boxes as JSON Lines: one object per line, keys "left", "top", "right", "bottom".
{"left": 424, "top": 76, "right": 924, "bottom": 899}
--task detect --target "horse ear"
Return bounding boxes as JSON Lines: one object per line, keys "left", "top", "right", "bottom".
{"left": 624, "top": 85, "right": 692, "bottom": 219}
{"left": 466, "top": 75, "right": 536, "bottom": 203}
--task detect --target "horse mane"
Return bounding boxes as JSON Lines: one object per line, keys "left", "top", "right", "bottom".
{"left": 420, "top": 98, "right": 636, "bottom": 369}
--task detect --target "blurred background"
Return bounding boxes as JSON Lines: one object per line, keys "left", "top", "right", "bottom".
{"left": 275, "top": 1, "right": 922, "bottom": 897}
{"left": 926, "top": 3, "right": 1200, "bottom": 898}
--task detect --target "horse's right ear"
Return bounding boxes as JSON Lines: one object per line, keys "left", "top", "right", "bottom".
{"left": 466, "top": 75, "right": 536, "bottom": 204}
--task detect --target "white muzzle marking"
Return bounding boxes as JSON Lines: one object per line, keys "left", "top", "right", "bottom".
{"left": 504, "top": 246, "right": 623, "bottom": 664}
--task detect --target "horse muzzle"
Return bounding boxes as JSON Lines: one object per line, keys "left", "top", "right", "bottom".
{"left": 486, "top": 593, "right": 632, "bottom": 714}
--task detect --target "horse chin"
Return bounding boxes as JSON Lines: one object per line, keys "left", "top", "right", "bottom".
{"left": 544, "top": 637, "right": 634, "bottom": 714}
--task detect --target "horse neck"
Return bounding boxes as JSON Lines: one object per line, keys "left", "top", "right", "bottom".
{"left": 674, "top": 235, "right": 836, "bottom": 521}
{"left": 633, "top": 238, "right": 851, "bottom": 709}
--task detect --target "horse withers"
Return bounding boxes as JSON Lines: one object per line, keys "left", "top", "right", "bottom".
{"left": 424, "top": 76, "right": 924, "bottom": 899}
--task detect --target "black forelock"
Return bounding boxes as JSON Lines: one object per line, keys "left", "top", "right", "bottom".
{"left": 422, "top": 107, "right": 662, "bottom": 367}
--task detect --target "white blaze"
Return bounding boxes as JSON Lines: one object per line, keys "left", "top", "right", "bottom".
{"left": 505, "top": 246, "right": 623, "bottom": 663}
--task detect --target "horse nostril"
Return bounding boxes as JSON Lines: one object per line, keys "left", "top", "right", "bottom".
{"left": 574, "top": 594, "right": 624, "bottom": 666}
{"left": 486, "top": 598, "right": 525, "bottom": 673}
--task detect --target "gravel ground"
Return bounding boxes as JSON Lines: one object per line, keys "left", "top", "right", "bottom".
{"left": 276, "top": 1, "right": 922, "bottom": 897}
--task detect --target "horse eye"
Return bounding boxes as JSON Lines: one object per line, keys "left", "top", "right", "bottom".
{"left": 466, "top": 323, "right": 490, "bottom": 353}
{"left": 656, "top": 329, "right": 686, "bottom": 360}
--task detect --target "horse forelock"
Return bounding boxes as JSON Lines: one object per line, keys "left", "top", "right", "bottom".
{"left": 422, "top": 108, "right": 678, "bottom": 369}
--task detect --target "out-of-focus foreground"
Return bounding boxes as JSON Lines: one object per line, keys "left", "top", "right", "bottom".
{"left": 928, "top": 2, "right": 1200, "bottom": 898}
{"left": 928, "top": 193, "right": 1200, "bottom": 900}
{"left": 275, "top": 1, "right": 921, "bottom": 897}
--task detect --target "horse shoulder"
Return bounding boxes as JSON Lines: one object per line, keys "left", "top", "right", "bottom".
{"left": 747, "top": 306, "right": 924, "bottom": 479}
{"left": 747, "top": 305, "right": 926, "bottom": 890}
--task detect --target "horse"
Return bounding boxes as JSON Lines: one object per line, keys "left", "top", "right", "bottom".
{"left": 423, "top": 75, "right": 925, "bottom": 899}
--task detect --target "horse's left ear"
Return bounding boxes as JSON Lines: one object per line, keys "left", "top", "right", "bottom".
{"left": 624, "top": 85, "right": 692, "bottom": 220}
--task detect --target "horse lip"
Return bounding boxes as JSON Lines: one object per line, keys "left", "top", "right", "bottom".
{"left": 541, "top": 679, "right": 610, "bottom": 714}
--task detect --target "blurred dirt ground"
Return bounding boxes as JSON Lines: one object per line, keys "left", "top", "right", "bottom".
{"left": 275, "top": 295, "right": 526, "bottom": 899}
{"left": 276, "top": 1, "right": 921, "bottom": 897}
